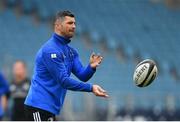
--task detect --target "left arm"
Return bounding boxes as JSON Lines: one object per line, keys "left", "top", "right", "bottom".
{"left": 72, "top": 51, "right": 96, "bottom": 82}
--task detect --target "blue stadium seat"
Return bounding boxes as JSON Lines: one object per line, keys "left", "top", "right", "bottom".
{"left": 0, "top": 0, "right": 180, "bottom": 115}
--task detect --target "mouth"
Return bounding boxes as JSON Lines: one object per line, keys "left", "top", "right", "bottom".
{"left": 70, "top": 30, "right": 75, "bottom": 33}
{"left": 70, "top": 28, "right": 75, "bottom": 32}
{"left": 69, "top": 31, "right": 75, "bottom": 35}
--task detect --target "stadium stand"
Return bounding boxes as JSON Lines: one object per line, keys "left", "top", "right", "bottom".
{"left": 0, "top": 0, "right": 180, "bottom": 120}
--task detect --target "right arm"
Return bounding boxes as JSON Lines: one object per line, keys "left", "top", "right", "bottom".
{"left": 42, "top": 51, "right": 92, "bottom": 92}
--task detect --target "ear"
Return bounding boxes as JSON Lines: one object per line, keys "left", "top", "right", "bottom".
{"left": 55, "top": 22, "right": 62, "bottom": 31}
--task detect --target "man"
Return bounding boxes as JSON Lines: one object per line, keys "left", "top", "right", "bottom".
{"left": 0, "top": 72, "right": 9, "bottom": 120}
{"left": 10, "top": 60, "right": 30, "bottom": 120}
{"left": 24, "top": 10, "right": 108, "bottom": 121}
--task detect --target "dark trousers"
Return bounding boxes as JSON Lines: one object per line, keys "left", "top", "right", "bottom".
{"left": 24, "top": 105, "right": 56, "bottom": 121}
{"left": 11, "top": 98, "right": 26, "bottom": 121}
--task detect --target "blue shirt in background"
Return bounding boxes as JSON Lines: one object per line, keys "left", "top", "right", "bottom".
{"left": 0, "top": 72, "right": 9, "bottom": 117}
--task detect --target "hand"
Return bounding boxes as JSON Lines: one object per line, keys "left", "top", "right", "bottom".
{"left": 90, "top": 52, "right": 103, "bottom": 68}
{"left": 92, "top": 85, "right": 109, "bottom": 98}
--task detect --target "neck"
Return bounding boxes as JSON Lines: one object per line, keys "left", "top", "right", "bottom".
{"left": 54, "top": 30, "right": 69, "bottom": 39}
{"left": 53, "top": 31, "right": 71, "bottom": 45}
{"left": 14, "top": 76, "right": 26, "bottom": 83}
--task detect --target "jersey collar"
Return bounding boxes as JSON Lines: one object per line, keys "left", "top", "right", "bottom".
{"left": 53, "top": 33, "right": 71, "bottom": 45}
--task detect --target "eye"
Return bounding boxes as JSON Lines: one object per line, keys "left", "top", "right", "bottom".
{"left": 67, "top": 22, "right": 73, "bottom": 24}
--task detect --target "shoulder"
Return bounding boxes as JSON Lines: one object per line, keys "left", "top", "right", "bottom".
{"left": 10, "top": 82, "right": 16, "bottom": 92}
{"left": 42, "top": 45, "right": 64, "bottom": 61}
{"left": 36, "top": 40, "right": 64, "bottom": 61}
{"left": 42, "top": 39, "right": 60, "bottom": 53}
{"left": 40, "top": 39, "right": 65, "bottom": 58}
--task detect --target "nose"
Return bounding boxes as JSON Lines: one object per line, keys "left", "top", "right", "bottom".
{"left": 72, "top": 23, "right": 76, "bottom": 29}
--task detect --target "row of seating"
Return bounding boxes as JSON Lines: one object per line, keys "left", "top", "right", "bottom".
{"left": 0, "top": 0, "right": 180, "bottom": 112}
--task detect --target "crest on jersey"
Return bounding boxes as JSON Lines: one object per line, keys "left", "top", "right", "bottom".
{"left": 51, "top": 54, "right": 57, "bottom": 58}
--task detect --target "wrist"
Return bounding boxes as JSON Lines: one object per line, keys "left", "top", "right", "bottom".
{"left": 89, "top": 64, "right": 96, "bottom": 70}
{"left": 91, "top": 84, "right": 94, "bottom": 92}
{"left": 92, "top": 85, "right": 95, "bottom": 93}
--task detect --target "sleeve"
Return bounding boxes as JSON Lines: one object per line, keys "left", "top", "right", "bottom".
{"left": 42, "top": 51, "right": 93, "bottom": 92}
{"left": 72, "top": 49, "right": 96, "bottom": 82}
{"left": 0, "top": 73, "right": 10, "bottom": 96}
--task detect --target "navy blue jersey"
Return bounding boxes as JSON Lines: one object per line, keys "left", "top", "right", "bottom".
{"left": 25, "top": 33, "right": 96, "bottom": 115}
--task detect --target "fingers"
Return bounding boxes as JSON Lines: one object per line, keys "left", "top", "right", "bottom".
{"left": 96, "top": 91, "right": 109, "bottom": 98}
{"left": 94, "top": 54, "right": 103, "bottom": 64}
{"left": 90, "top": 52, "right": 96, "bottom": 58}
{"left": 93, "top": 86, "right": 109, "bottom": 98}
{"left": 98, "top": 86, "right": 106, "bottom": 93}
{"left": 97, "top": 91, "right": 109, "bottom": 97}
{"left": 96, "top": 53, "right": 103, "bottom": 60}
{"left": 91, "top": 52, "right": 103, "bottom": 59}
{"left": 98, "top": 87, "right": 109, "bottom": 97}
{"left": 98, "top": 57, "right": 103, "bottom": 64}
{"left": 90, "top": 52, "right": 103, "bottom": 68}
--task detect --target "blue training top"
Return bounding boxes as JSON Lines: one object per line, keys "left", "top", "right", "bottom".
{"left": 25, "top": 33, "right": 96, "bottom": 115}
{"left": 0, "top": 72, "right": 9, "bottom": 117}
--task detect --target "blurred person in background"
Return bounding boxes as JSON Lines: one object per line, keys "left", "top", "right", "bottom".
{"left": 24, "top": 10, "right": 108, "bottom": 121}
{"left": 10, "top": 60, "right": 30, "bottom": 121}
{"left": 0, "top": 72, "right": 9, "bottom": 120}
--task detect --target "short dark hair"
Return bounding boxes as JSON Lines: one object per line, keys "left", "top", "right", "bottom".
{"left": 55, "top": 10, "right": 75, "bottom": 21}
